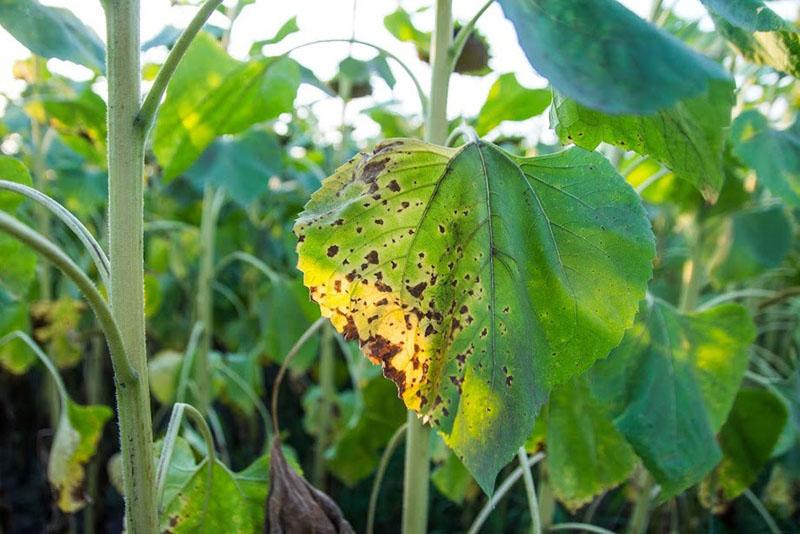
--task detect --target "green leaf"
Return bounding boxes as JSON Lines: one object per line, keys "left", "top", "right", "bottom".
{"left": 258, "top": 277, "right": 320, "bottom": 372}
{"left": 249, "top": 16, "right": 299, "bottom": 54}
{"left": 432, "top": 450, "right": 476, "bottom": 504}
{"left": 294, "top": 138, "right": 654, "bottom": 492}
{"left": 153, "top": 32, "right": 300, "bottom": 181}
{"left": 706, "top": 205, "right": 792, "bottom": 285}
{"left": 0, "top": 291, "right": 35, "bottom": 374}
{"left": 24, "top": 84, "right": 107, "bottom": 165}
{"left": 475, "top": 73, "right": 551, "bottom": 136}
{"left": 148, "top": 350, "right": 183, "bottom": 405}
{"left": 731, "top": 110, "right": 800, "bottom": 206}
{"left": 213, "top": 352, "right": 263, "bottom": 417}
{"left": 590, "top": 300, "right": 755, "bottom": 496}
{"left": 496, "top": 0, "right": 732, "bottom": 114}
{"left": 0, "top": 0, "right": 105, "bottom": 71}
{"left": 551, "top": 79, "right": 734, "bottom": 201}
{"left": 0, "top": 156, "right": 36, "bottom": 299}
{"left": 545, "top": 375, "right": 636, "bottom": 510}
{"left": 699, "top": 388, "right": 788, "bottom": 511}
{"left": 701, "top": 0, "right": 800, "bottom": 75}
{"left": 186, "top": 129, "right": 283, "bottom": 207}
{"left": 326, "top": 374, "right": 407, "bottom": 485}
{"left": 48, "top": 401, "right": 113, "bottom": 512}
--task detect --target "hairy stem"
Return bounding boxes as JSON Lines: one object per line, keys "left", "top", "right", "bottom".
{"left": 518, "top": 447, "right": 542, "bottom": 534}
{"left": 104, "top": 1, "right": 158, "bottom": 530}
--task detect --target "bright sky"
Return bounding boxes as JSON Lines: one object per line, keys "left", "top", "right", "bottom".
{"left": 0, "top": 1, "right": 794, "bottom": 144}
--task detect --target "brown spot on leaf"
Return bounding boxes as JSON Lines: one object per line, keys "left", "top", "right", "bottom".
{"left": 365, "top": 250, "right": 379, "bottom": 264}
{"left": 387, "top": 179, "right": 401, "bottom": 192}
{"left": 327, "top": 245, "right": 339, "bottom": 257}
{"left": 406, "top": 282, "right": 427, "bottom": 298}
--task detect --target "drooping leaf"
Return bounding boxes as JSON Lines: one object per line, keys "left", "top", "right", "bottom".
{"left": 551, "top": 78, "right": 734, "bottom": 201}
{"left": 496, "top": 0, "right": 731, "bottom": 115}
{"left": 475, "top": 73, "right": 551, "bottom": 136}
{"left": 731, "top": 110, "right": 800, "bottom": 206}
{"left": 0, "top": 156, "right": 36, "bottom": 298}
{"left": 186, "top": 129, "right": 284, "bottom": 207}
{"left": 294, "top": 138, "right": 654, "bottom": 492}
{"left": 266, "top": 437, "right": 355, "bottom": 533}
{"left": 706, "top": 205, "right": 792, "bottom": 285}
{"left": 48, "top": 401, "right": 113, "bottom": 513}
{"left": 590, "top": 300, "right": 755, "bottom": 496}
{"left": 700, "top": 0, "right": 800, "bottom": 76}
{"left": 699, "top": 388, "right": 788, "bottom": 511}
{"left": 545, "top": 375, "right": 636, "bottom": 510}
{"left": 0, "top": 0, "right": 105, "bottom": 71}
{"left": 153, "top": 32, "right": 300, "bottom": 181}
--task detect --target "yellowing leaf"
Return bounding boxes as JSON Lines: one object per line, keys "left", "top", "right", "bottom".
{"left": 48, "top": 401, "right": 113, "bottom": 513}
{"left": 294, "top": 138, "right": 654, "bottom": 491}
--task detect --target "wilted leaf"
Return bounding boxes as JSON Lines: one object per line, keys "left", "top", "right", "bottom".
{"left": 497, "top": 0, "right": 732, "bottom": 114}
{"left": 731, "top": 110, "right": 800, "bottom": 206}
{"left": 590, "top": 300, "right": 755, "bottom": 496}
{"left": 475, "top": 73, "right": 551, "bottom": 136}
{"left": 153, "top": 32, "right": 300, "bottom": 181}
{"left": 48, "top": 401, "right": 113, "bottom": 512}
{"left": 0, "top": 0, "right": 105, "bottom": 71}
{"left": 706, "top": 205, "right": 792, "bottom": 285}
{"left": 701, "top": 0, "right": 800, "bottom": 76}
{"left": 266, "top": 437, "right": 355, "bottom": 533}
{"left": 551, "top": 79, "right": 734, "bottom": 201}
{"left": 699, "top": 388, "right": 788, "bottom": 511}
{"left": 295, "top": 138, "right": 654, "bottom": 492}
{"left": 545, "top": 375, "right": 636, "bottom": 510}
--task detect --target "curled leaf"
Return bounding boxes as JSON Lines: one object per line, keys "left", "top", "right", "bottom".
{"left": 266, "top": 437, "right": 355, "bottom": 534}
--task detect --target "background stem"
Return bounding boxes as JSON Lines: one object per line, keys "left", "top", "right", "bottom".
{"left": 104, "top": 1, "right": 158, "bottom": 531}
{"left": 312, "top": 323, "right": 335, "bottom": 487}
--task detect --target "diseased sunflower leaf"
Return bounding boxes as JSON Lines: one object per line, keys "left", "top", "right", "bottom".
{"left": 496, "top": 0, "right": 731, "bottom": 115}
{"left": 731, "top": 110, "right": 800, "bottom": 206}
{"left": 49, "top": 401, "right": 113, "bottom": 513}
{"left": 590, "top": 300, "right": 755, "bottom": 496}
{"left": 551, "top": 79, "right": 734, "bottom": 202}
{"left": 701, "top": 0, "right": 800, "bottom": 75}
{"left": 294, "top": 138, "right": 654, "bottom": 492}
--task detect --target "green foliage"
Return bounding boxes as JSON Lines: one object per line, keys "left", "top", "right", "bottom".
{"left": 295, "top": 138, "right": 654, "bottom": 492}
{"left": 153, "top": 32, "right": 300, "bottom": 181}
{"left": 475, "top": 73, "right": 551, "bottom": 136}
{"left": 0, "top": 157, "right": 36, "bottom": 299}
{"left": 590, "top": 300, "right": 755, "bottom": 496}
{"left": 497, "top": 0, "right": 732, "bottom": 114}
{"left": 551, "top": 78, "right": 734, "bottom": 201}
{"left": 700, "top": 388, "right": 788, "bottom": 511}
{"left": 731, "top": 110, "right": 800, "bottom": 206}
{"left": 0, "top": 0, "right": 105, "bottom": 71}
{"left": 701, "top": 0, "right": 800, "bottom": 76}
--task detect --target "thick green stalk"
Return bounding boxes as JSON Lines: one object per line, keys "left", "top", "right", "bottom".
{"left": 104, "top": 1, "right": 158, "bottom": 531}
{"left": 402, "top": 3, "right": 452, "bottom": 533}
